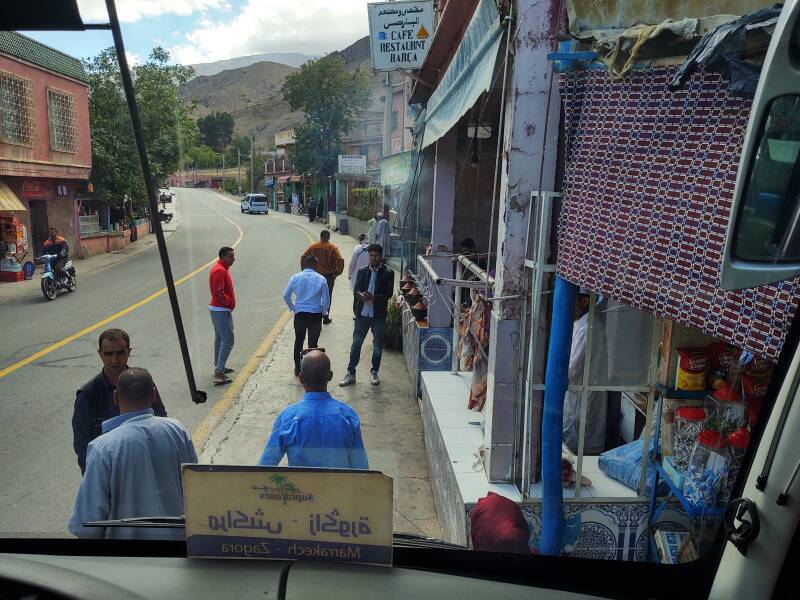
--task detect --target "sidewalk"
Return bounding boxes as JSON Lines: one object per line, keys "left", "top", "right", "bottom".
{"left": 200, "top": 206, "right": 443, "bottom": 540}
{"left": 0, "top": 194, "right": 179, "bottom": 305}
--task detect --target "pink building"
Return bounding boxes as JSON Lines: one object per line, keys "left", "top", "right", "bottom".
{"left": 0, "top": 31, "right": 91, "bottom": 255}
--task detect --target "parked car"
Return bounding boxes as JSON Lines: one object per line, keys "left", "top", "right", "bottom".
{"left": 241, "top": 193, "right": 269, "bottom": 214}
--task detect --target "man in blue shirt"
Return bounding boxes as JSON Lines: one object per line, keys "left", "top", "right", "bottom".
{"left": 258, "top": 350, "right": 368, "bottom": 469}
{"left": 283, "top": 255, "right": 331, "bottom": 376}
{"left": 69, "top": 368, "right": 197, "bottom": 540}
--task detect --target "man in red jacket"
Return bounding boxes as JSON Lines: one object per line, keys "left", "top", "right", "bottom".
{"left": 209, "top": 246, "right": 236, "bottom": 385}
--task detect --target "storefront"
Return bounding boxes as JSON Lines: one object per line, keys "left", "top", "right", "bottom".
{"left": 393, "top": 0, "right": 783, "bottom": 563}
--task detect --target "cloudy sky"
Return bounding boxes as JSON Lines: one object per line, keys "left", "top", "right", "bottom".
{"left": 26, "top": 0, "right": 372, "bottom": 65}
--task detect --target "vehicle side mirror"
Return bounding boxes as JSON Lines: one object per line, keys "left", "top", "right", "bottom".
{"left": 722, "top": 2, "right": 800, "bottom": 289}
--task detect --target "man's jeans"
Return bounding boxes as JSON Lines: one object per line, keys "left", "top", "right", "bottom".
{"left": 294, "top": 312, "right": 323, "bottom": 372}
{"left": 210, "top": 309, "right": 234, "bottom": 372}
{"left": 347, "top": 315, "right": 386, "bottom": 375}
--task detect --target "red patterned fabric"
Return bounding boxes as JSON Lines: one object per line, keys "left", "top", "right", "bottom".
{"left": 557, "top": 67, "right": 800, "bottom": 360}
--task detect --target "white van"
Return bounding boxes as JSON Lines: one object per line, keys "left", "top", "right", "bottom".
{"left": 241, "top": 193, "right": 269, "bottom": 214}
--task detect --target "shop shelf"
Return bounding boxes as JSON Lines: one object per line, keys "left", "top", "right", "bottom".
{"left": 655, "top": 383, "right": 706, "bottom": 400}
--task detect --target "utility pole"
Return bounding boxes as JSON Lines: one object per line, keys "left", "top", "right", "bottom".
{"left": 222, "top": 152, "right": 225, "bottom": 192}
{"left": 250, "top": 137, "right": 255, "bottom": 194}
{"left": 237, "top": 147, "right": 241, "bottom": 194}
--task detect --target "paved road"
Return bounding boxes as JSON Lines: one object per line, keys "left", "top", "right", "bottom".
{"left": 0, "top": 188, "right": 313, "bottom": 535}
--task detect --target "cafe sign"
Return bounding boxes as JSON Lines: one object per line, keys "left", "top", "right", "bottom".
{"left": 183, "top": 465, "right": 394, "bottom": 566}
{"left": 368, "top": 1, "right": 434, "bottom": 71}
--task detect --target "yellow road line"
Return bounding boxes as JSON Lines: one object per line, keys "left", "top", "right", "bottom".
{"left": 191, "top": 309, "right": 292, "bottom": 451}
{"left": 0, "top": 198, "right": 244, "bottom": 380}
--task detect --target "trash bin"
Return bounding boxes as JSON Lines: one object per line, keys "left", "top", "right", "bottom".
{"left": 338, "top": 215, "right": 349, "bottom": 235}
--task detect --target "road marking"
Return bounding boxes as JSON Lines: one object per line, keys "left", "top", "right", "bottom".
{"left": 191, "top": 309, "right": 292, "bottom": 452}
{"left": 0, "top": 197, "right": 244, "bottom": 380}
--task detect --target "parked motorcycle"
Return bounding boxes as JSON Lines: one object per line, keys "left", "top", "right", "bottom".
{"left": 159, "top": 208, "right": 173, "bottom": 223}
{"left": 34, "top": 252, "right": 76, "bottom": 301}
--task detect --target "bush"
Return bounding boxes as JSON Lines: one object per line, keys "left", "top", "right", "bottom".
{"left": 351, "top": 187, "right": 381, "bottom": 221}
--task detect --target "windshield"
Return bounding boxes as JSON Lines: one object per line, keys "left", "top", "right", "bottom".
{"left": 0, "top": 0, "right": 792, "bottom": 578}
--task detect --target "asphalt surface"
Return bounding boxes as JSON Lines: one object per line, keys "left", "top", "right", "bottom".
{"left": 0, "top": 188, "right": 312, "bottom": 536}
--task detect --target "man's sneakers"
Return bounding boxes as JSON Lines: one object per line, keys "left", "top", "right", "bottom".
{"left": 323, "top": 317, "right": 332, "bottom": 325}
{"left": 370, "top": 370, "right": 380, "bottom": 386}
{"left": 339, "top": 373, "right": 356, "bottom": 386}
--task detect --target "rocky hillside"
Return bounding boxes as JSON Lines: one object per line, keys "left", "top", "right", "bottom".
{"left": 180, "top": 36, "right": 378, "bottom": 147}
{"left": 190, "top": 52, "right": 315, "bottom": 77}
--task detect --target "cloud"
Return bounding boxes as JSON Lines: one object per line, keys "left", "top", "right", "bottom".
{"left": 77, "top": 0, "right": 223, "bottom": 23}
{"left": 169, "top": 0, "right": 371, "bottom": 64}
{"left": 125, "top": 51, "right": 141, "bottom": 66}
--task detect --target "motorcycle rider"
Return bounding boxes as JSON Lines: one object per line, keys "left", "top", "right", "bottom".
{"left": 43, "top": 226, "right": 69, "bottom": 275}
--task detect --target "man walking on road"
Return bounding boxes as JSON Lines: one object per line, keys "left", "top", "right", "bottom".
{"left": 301, "top": 229, "right": 344, "bottom": 325}
{"left": 339, "top": 243, "right": 395, "bottom": 387}
{"left": 259, "top": 350, "right": 368, "bottom": 469}
{"left": 284, "top": 255, "right": 331, "bottom": 377}
{"left": 367, "top": 211, "right": 380, "bottom": 243}
{"left": 348, "top": 233, "right": 371, "bottom": 290}
{"left": 375, "top": 211, "right": 390, "bottom": 257}
{"left": 209, "top": 246, "right": 236, "bottom": 385}
{"left": 307, "top": 196, "right": 318, "bottom": 223}
{"left": 73, "top": 328, "right": 167, "bottom": 474}
{"left": 69, "top": 368, "right": 197, "bottom": 540}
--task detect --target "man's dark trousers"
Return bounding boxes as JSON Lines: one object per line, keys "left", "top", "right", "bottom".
{"left": 324, "top": 275, "right": 336, "bottom": 300}
{"left": 294, "top": 312, "right": 323, "bottom": 373}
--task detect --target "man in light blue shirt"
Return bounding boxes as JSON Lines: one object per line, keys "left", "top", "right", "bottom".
{"left": 259, "top": 350, "right": 368, "bottom": 469}
{"left": 68, "top": 368, "right": 197, "bottom": 540}
{"left": 284, "top": 255, "right": 331, "bottom": 376}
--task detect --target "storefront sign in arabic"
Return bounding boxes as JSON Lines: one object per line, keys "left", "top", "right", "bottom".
{"left": 183, "top": 465, "right": 393, "bottom": 566}
{"left": 19, "top": 179, "right": 54, "bottom": 198}
{"left": 368, "top": 1, "right": 434, "bottom": 71}
{"left": 338, "top": 155, "right": 367, "bottom": 175}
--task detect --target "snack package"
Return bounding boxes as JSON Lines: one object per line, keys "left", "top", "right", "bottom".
{"left": 740, "top": 374, "right": 769, "bottom": 427}
{"left": 675, "top": 347, "right": 707, "bottom": 391}
{"left": 743, "top": 354, "right": 774, "bottom": 379}
{"left": 707, "top": 342, "right": 737, "bottom": 390}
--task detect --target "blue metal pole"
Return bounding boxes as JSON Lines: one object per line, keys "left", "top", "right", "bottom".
{"left": 540, "top": 275, "right": 577, "bottom": 555}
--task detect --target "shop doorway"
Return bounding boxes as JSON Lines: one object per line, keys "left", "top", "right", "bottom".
{"left": 28, "top": 199, "right": 48, "bottom": 254}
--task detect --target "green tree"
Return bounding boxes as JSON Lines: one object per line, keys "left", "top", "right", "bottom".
{"left": 282, "top": 55, "right": 370, "bottom": 177}
{"left": 197, "top": 111, "right": 234, "bottom": 149}
{"left": 85, "top": 47, "right": 197, "bottom": 209}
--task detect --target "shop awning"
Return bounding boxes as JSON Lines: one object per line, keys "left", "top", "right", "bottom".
{"left": 0, "top": 181, "right": 26, "bottom": 212}
{"left": 421, "top": 0, "right": 503, "bottom": 149}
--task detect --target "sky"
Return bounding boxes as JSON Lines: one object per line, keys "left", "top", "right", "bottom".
{"left": 25, "top": 0, "right": 372, "bottom": 65}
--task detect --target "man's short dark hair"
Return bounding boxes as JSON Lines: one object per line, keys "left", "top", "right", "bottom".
{"left": 116, "top": 367, "right": 154, "bottom": 405}
{"left": 99, "top": 328, "right": 130, "bottom": 350}
{"left": 219, "top": 246, "right": 234, "bottom": 259}
{"left": 320, "top": 229, "right": 331, "bottom": 239}
{"left": 303, "top": 255, "right": 319, "bottom": 269}
{"left": 367, "top": 243, "right": 383, "bottom": 256}
{"left": 358, "top": 233, "right": 367, "bottom": 242}
{"left": 300, "top": 351, "right": 330, "bottom": 389}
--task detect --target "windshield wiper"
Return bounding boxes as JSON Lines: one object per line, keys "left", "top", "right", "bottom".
{"left": 83, "top": 516, "right": 186, "bottom": 529}
{"left": 83, "top": 518, "right": 467, "bottom": 549}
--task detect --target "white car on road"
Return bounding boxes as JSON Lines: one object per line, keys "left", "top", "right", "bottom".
{"left": 241, "top": 193, "right": 269, "bottom": 214}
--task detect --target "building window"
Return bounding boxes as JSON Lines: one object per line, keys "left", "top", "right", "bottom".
{"left": 391, "top": 111, "right": 399, "bottom": 130}
{"left": 47, "top": 88, "right": 77, "bottom": 153}
{"left": 0, "top": 70, "right": 35, "bottom": 147}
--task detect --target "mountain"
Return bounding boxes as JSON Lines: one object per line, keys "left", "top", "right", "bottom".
{"left": 180, "top": 36, "right": 378, "bottom": 147}
{"left": 189, "top": 52, "right": 316, "bottom": 78}
{"left": 181, "top": 60, "right": 304, "bottom": 146}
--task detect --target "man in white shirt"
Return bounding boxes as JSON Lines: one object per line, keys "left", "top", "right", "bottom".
{"left": 348, "top": 233, "right": 371, "bottom": 290}
{"left": 367, "top": 212, "right": 380, "bottom": 244}
{"left": 283, "top": 255, "right": 331, "bottom": 376}
{"left": 68, "top": 368, "right": 197, "bottom": 540}
{"left": 375, "top": 212, "right": 390, "bottom": 257}
{"left": 563, "top": 290, "right": 608, "bottom": 455}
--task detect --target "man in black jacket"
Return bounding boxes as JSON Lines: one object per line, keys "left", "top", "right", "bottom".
{"left": 339, "top": 244, "right": 395, "bottom": 387}
{"left": 72, "top": 329, "right": 167, "bottom": 474}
